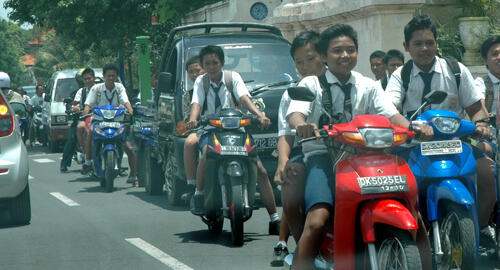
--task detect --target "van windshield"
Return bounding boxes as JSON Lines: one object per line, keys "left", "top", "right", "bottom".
{"left": 185, "top": 43, "right": 298, "bottom": 91}
{"left": 54, "top": 78, "right": 79, "bottom": 102}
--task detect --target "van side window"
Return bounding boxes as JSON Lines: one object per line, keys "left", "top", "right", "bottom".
{"left": 166, "top": 48, "right": 178, "bottom": 91}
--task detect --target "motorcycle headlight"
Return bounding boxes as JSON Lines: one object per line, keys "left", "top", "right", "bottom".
{"left": 220, "top": 117, "right": 241, "bottom": 129}
{"left": 94, "top": 127, "right": 106, "bottom": 136}
{"left": 431, "top": 117, "right": 460, "bottom": 134}
{"left": 101, "top": 109, "right": 116, "bottom": 120}
{"left": 359, "top": 128, "right": 394, "bottom": 148}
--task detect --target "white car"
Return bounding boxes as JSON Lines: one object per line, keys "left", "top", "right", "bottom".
{"left": 0, "top": 90, "right": 30, "bottom": 225}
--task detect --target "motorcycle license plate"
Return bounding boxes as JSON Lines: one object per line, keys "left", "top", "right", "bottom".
{"left": 100, "top": 122, "right": 121, "bottom": 129}
{"left": 420, "top": 140, "right": 462, "bottom": 156}
{"left": 254, "top": 135, "right": 278, "bottom": 150}
{"left": 220, "top": 146, "right": 248, "bottom": 156}
{"left": 357, "top": 175, "right": 409, "bottom": 195}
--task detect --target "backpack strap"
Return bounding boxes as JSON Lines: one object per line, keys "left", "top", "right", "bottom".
{"left": 443, "top": 56, "right": 461, "bottom": 89}
{"left": 81, "top": 87, "right": 87, "bottom": 108}
{"left": 317, "top": 74, "right": 334, "bottom": 119}
{"left": 400, "top": 59, "right": 413, "bottom": 112}
{"left": 201, "top": 71, "right": 237, "bottom": 114}
{"left": 483, "top": 74, "right": 494, "bottom": 112}
{"left": 202, "top": 74, "right": 210, "bottom": 114}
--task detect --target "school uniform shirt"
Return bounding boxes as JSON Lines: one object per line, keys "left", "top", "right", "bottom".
{"left": 475, "top": 71, "right": 500, "bottom": 114}
{"left": 385, "top": 56, "right": 482, "bottom": 118}
{"left": 73, "top": 87, "right": 91, "bottom": 107}
{"left": 30, "top": 94, "right": 44, "bottom": 107}
{"left": 191, "top": 70, "right": 250, "bottom": 114}
{"left": 85, "top": 82, "right": 129, "bottom": 108}
{"left": 286, "top": 70, "right": 398, "bottom": 160}
{"left": 278, "top": 87, "right": 294, "bottom": 137}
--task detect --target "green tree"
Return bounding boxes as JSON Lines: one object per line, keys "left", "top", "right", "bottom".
{"left": 0, "top": 19, "right": 30, "bottom": 86}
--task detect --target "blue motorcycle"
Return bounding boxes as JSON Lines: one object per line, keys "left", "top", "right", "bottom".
{"left": 91, "top": 105, "right": 129, "bottom": 192}
{"left": 133, "top": 104, "right": 164, "bottom": 195}
{"left": 11, "top": 102, "right": 29, "bottom": 143}
{"left": 407, "top": 108, "right": 479, "bottom": 269}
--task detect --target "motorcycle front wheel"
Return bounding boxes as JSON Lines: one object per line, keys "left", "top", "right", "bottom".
{"left": 230, "top": 182, "right": 244, "bottom": 246}
{"left": 437, "top": 203, "right": 476, "bottom": 270}
{"left": 104, "top": 151, "right": 116, "bottom": 193}
{"left": 377, "top": 227, "right": 422, "bottom": 270}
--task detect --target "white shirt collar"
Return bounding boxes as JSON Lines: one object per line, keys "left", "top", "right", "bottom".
{"left": 209, "top": 70, "right": 226, "bottom": 88}
{"left": 325, "top": 69, "right": 355, "bottom": 85}
{"left": 411, "top": 56, "right": 441, "bottom": 77}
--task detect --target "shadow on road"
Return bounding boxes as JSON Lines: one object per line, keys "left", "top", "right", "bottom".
{"left": 69, "top": 175, "right": 97, "bottom": 183}
{"left": 0, "top": 209, "right": 30, "bottom": 229}
{"left": 126, "top": 191, "right": 188, "bottom": 212}
{"left": 77, "top": 185, "right": 130, "bottom": 193}
{"left": 174, "top": 229, "right": 266, "bottom": 248}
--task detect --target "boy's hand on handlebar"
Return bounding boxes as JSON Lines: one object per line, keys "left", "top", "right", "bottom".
{"left": 413, "top": 124, "right": 433, "bottom": 141}
{"left": 474, "top": 125, "right": 493, "bottom": 140}
{"left": 72, "top": 106, "right": 81, "bottom": 112}
{"left": 258, "top": 114, "right": 271, "bottom": 130}
{"left": 296, "top": 123, "right": 320, "bottom": 140}
{"left": 186, "top": 120, "right": 198, "bottom": 130}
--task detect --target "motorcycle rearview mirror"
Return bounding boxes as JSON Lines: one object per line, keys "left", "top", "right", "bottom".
{"left": 158, "top": 72, "right": 173, "bottom": 94}
{"left": 63, "top": 97, "right": 73, "bottom": 104}
{"left": 33, "top": 106, "right": 42, "bottom": 112}
{"left": 43, "top": 93, "right": 51, "bottom": 102}
{"left": 409, "top": 90, "right": 448, "bottom": 120}
{"left": 287, "top": 86, "right": 316, "bottom": 102}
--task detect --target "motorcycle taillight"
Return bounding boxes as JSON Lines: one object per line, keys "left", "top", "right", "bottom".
{"left": 0, "top": 95, "right": 14, "bottom": 137}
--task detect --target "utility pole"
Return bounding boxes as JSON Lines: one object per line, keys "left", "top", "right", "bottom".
{"left": 136, "top": 36, "right": 152, "bottom": 105}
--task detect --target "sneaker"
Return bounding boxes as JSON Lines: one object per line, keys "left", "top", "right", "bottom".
{"left": 191, "top": 193, "right": 205, "bottom": 216}
{"left": 269, "top": 220, "right": 281, "bottom": 236}
{"left": 480, "top": 226, "right": 496, "bottom": 250}
{"left": 127, "top": 176, "right": 138, "bottom": 184}
{"left": 271, "top": 242, "right": 289, "bottom": 267}
{"left": 60, "top": 166, "right": 68, "bottom": 173}
{"left": 81, "top": 164, "right": 92, "bottom": 175}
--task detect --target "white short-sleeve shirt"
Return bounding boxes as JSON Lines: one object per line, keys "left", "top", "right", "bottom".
{"left": 85, "top": 82, "right": 129, "bottom": 108}
{"left": 73, "top": 87, "right": 91, "bottom": 107}
{"left": 385, "top": 56, "right": 482, "bottom": 117}
{"left": 191, "top": 70, "right": 250, "bottom": 115}
{"left": 286, "top": 70, "right": 399, "bottom": 159}
{"left": 278, "top": 88, "right": 294, "bottom": 137}
{"left": 475, "top": 71, "right": 500, "bottom": 113}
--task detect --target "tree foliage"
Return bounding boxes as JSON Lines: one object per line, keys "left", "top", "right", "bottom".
{"left": 0, "top": 19, "right": 31, "bottom": 86}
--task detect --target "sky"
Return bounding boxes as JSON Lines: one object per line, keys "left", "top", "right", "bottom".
{"left": 0, "top": 0, "right": 9, "bottom": 21}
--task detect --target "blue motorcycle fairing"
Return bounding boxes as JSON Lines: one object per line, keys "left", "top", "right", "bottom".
{"left": 426, "top": 179, "right": 475, "bottom": 221}
{"left": 93, "top": 105, "right": 125, "bottom": 117}
{"left": 409, "top": 142, "right": 476, "bottom": 179}
{"left": 415, "top": 110, "right": 475, "bottom": 140}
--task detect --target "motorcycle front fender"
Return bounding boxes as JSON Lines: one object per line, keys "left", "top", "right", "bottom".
{"left": 360, "top": 199, "right": 418, "bottom": 243}
{"left": 426, "top": 179, "right": 475, "bottom": 221}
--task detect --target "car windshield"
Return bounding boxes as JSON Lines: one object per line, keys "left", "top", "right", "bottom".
{"left": 54, "top": 78, "right": 80, "bottom": 102}
{"left": 185, "top": 43, "right": 298, "bottom": 91}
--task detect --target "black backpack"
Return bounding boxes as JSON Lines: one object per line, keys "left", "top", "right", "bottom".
{"left": 400, "top": 56, "right": 461, "bottom": 110}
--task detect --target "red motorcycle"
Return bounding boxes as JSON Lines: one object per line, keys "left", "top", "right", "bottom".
{"left": 286, "top": 87, "right": 422, "bottom": 270}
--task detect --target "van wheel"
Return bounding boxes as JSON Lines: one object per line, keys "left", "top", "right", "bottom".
{"left": 9, "top": 184, "right": 31, "bottom": 225}
{"left": 165, "top": 153, "right": 183, "bottom": 205}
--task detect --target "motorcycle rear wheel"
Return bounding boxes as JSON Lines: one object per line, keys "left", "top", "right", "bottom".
{"left": 437, "top": 203, "right": 476, "bottom": 270}
{"left": 377, "top": 227, "right": 422, "bottom": 270}
{"left": 104, "top": 151, "right": 115, "bottom": 193}
{"left": 230, "top": 183, "right": 244, "bottom": 246}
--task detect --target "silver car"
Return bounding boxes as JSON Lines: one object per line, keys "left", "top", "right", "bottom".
{"left": 0, "top": 90, "right": 30, "bottom": 225}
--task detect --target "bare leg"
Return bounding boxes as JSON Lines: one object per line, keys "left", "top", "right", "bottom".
{"left": 282, "top": 161, "right": 306, "bottom": 242}
{"left": 292, "top": 204, "right": 331, "bottom": 270}
{"left": 196, "top": 146, "right": 207, "bottom": 191}
{"left": 416, "top": 213, "right": 432, "bottom": 270}
{"left": 124, "top": 141, "right": 137, "bottom": 177}
{"left": 183, "top": 133, "right": 199, "bottom": 181}
{"left": 76, "top": 121, "right": 86, "bottom": 150}
{"left": 476, "top": 157, "right": 495, "bottom": 227}
{"left": 257, "top": 161, "right": 277, "bottom": 215}
{"left": 279, "top": 212, "right": 291, "bottom": 243}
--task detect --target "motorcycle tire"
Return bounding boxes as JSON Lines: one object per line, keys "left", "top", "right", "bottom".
{"left": 137, "top": 141, "right": 146, "bottom": 187}
{"left": 165, "top": 153, "right": 183, "bottom": 205}
{"left": 104, "top": 151, "right": 116, "bottom": 193}
{"left": 437, "top": 203, "right": 476, "bottom": 270}
{"left": 230, "top": 182, "right": 244, "bottom": 246}
{"left": 377, "top": 227, "right": 422, "bottom": 270}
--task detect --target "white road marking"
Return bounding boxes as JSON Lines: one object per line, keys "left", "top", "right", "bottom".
{"left": 125, "top": 238, "right": 193, "bottom": 270}
{"left": 28, "top": 175, "right": 34, "bottom": 180}
{"left": 33, "top": 158, "right": 55, "bottom": 163}
{"left": 49, "top": 192, "right": 80, "bottom": 206}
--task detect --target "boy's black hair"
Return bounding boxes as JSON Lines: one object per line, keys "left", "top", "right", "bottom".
{"left": 81, "top": 67, "right": 95, "bottom": 77}
{"left": 103, "top": 63, "right": 120, "bottom": 75}
{"left": 404, "top": 15, "right": 437, "bottom": 45}
{"left": 384, "top": 49, "right": 405, "bottom": 64}
{"left": 480, "top": 35, "right": 500, "bottom": 60}
{"left": 318, "top": 24, "right": 358, "bottom": 56}
{"left": 290, "top": 30, "right": 320, "bottom": 58}
{"left": 185, "top": 56, "right": 201, "bottom": 71}
{"left": 370, "top": 50, "right": 386, "bottom": 61}
{"left": 199, "top": 45, "right": 225, "bottom": 66}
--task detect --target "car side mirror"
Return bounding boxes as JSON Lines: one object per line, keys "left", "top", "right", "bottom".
{"left": 424, "top": 90, "right": 447, "bottom": 104}
{"left": 158, "top": 72, "right": 173, "bottom": 94}
{"left": 287, "top": 86, "right": 316, "bottom": 102}
{"left": 44, "top": 94, "right": 51, "bottom": 102}
{"left": 63, "top": 97, "right": 72, "bottom": 104}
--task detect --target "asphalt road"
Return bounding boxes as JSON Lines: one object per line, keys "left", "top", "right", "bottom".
{"left": 1, "top": 145, "right": 499, "bottom": 270}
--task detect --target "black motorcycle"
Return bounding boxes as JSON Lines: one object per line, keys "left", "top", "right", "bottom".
{"left": 193, "top": 108, "right": 260, "bottom": 246}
